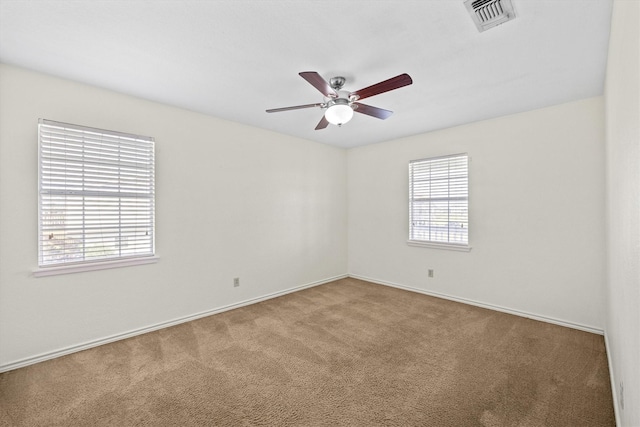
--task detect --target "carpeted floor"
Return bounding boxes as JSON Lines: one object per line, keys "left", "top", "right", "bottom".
{"left": 0, "top": 278, "right": 615, "bottom": 426}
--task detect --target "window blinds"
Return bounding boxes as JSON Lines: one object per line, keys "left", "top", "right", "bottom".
{"left": 38, "top": 119, "right": 155, "bottom": 267}
{"left": 409, "top": 154, "right": 468, "bottom": 245}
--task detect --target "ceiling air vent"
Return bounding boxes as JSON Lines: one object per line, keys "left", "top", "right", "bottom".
{"left": 464, "top": 0, "right": 516, "bottom": 32}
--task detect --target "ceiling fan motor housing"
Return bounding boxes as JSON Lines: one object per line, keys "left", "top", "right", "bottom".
{"left": 323, "top": 90, "right": 353, "bottom": 106}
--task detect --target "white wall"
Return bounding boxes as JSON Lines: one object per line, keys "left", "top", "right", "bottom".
{"left": 0, "top": 64, "right": 348, "bottom": 370}
{"left": 348, "top": 97, "right": 606, "bottom": 331}
{"left": 605, "top": 1, "right": 640, "bottom": 425}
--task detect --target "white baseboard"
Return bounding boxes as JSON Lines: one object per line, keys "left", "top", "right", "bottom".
{"left": 348, "top": 274, "right": 604, "bottom": 335}
{"left": 0, "top": 274, "right": 348, "bottom": 373}
{"left": 604, "top": 332, "right": 621, "bottom": 427}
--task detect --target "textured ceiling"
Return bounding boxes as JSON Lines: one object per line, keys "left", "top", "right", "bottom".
{"left": 0, "top": 0, "right": 613, "bottom": 148}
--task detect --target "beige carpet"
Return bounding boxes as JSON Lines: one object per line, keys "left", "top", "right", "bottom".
{"left": 0, "top": 278, "right": 615, "bottom": 426}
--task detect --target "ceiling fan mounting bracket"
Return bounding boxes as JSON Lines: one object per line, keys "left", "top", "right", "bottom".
{"left": 329, "top": 76, "right": 346, "bottom": 91}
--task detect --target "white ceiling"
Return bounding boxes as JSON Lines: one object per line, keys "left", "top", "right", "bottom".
{"left": 0, "top": 0, "right": 613, "bottom": 148}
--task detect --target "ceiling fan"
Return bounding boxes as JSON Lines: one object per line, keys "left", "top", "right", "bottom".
{"left": 266, "top": 71, "right": 413, "bottom": 130}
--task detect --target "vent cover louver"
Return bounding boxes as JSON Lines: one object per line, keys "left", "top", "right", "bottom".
{"left": 464, "top": 0, "right": 516, "bottom": 32}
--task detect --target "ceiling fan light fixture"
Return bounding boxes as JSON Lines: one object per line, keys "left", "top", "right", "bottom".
{"left": 324, "top": 99, "right": 354, "bottom": 126}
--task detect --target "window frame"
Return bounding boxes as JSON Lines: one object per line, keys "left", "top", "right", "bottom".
{"left": 35, "top": 119, "right": 157, "bottom": 276}
{"left": 407, "top": 153, "right": 471, "bottom": 252}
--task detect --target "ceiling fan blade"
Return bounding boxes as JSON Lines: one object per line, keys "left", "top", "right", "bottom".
{"left": 350, "top": 73, "right": 413, "bottom": 101}
{"left": 299, "top": 72, "right": 338, "bottom": 98}
{"left": 353, "top": 103, "right": 393, "bottom": 120}
{"left": 315, "top": 115, "right": 330, "bottom": 130}
{"left": 266, "top": 103, "right": 323, "bottom": 113}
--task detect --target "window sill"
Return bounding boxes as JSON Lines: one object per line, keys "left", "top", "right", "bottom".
{"left": 407, "top": 240, "right": 472, "bottom": 252}
{"left": 33, "top": 256, "right": 159, "bottom": 277}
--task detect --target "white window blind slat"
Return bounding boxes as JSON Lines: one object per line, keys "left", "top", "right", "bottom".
{"left": 409, "top": 153, "right": 469, "bottom": 246}
{"left": 38, "top": 119, "right": 155, "bottom": 267}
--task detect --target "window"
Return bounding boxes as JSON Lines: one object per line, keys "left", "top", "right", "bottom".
{"left": 38, "top": 119, "right": 155, "bottom": 271}
{"left": 408, "top": 153, "right": 469, "bottom": 250}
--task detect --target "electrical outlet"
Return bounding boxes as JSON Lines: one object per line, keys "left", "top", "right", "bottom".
{"left": 620, "top": 381, "right": 624, "bottom": 410}
{"left": 233, "top": 277, "right": 240, "bottom": 287}
{"left": 428, "top": 269, "right": 434, "bottom": 278}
